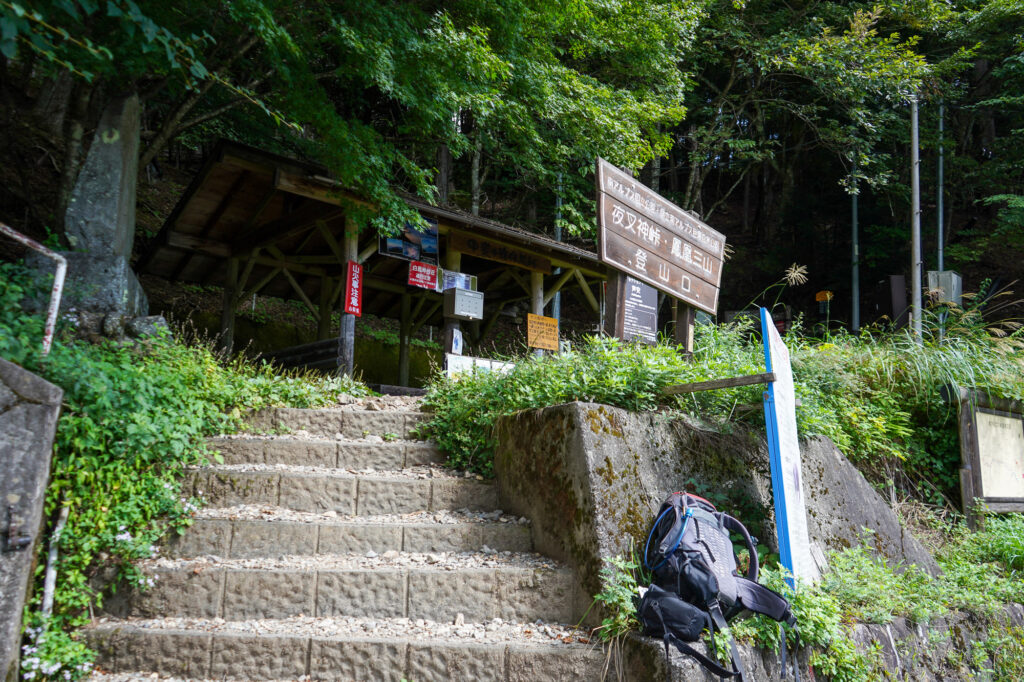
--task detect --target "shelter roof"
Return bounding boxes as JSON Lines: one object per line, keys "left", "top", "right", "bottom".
{"left": 139, "top": 139, "right": 607, "bottom": 324}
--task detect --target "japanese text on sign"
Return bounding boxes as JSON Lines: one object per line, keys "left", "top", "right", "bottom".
{"left": 527, "top": 313, "right": 559, "bottom": 350}
{"left": 344, "top": 261, "right": 362, "bottom": 317}
{"left": 597, "top": 158, "right": 725, "bottom": 314}
{"left": 408, "top": 260, "right": 438, "bottom": 289}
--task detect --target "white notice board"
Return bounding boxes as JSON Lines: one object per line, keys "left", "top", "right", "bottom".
{"left": 977, "top": 410, "right": 1024, "bottom": 499}
{"left": 760, "top": 308, "right": 819, "bottom": 584}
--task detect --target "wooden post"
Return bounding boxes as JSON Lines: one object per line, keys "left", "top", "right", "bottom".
{"left": 674, "top": 300, "right": 695, "bottom": 355}
{"left": 603, "top": 273, "right": 625, "bottom": 338}
{"left": 442, "top": 249, "right": 461, "bottom": 353}
{"left": 399, "top": 293, "right": 412, "bottom": 386}
{"left": 337, "top": 217, "right": 359, "bottom": 377}
{"left": 531, "top": 270, "right": 544, "bottom": 355}
{"left": 317, "top": 276, "right": 332, "bottom": 340}
{"left": 219, "top": 257, "right": 239, "bottom": 354}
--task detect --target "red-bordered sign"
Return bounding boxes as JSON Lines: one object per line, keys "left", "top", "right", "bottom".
{"left": 408, "top": 260, "right": 438, "bottom": 289}
{"left": 344, "top": 261, "right": 362, "bottom": 316}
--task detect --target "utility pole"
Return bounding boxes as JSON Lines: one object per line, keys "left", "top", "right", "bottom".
{"left": 910, "top": 97, "right": 923, "bottom": 340}
{"left": 851, "top": 157, "right": 860, "bottom": 332}
{"left": 938, "top": 101, "right": 945, "bottom": 272}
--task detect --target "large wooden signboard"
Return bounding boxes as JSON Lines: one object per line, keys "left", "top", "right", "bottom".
{"left": 761, "top": 307, "right": 820, "bottom": 584}
{"left": 596, "top": 158, "right": 726, "bottom": 315}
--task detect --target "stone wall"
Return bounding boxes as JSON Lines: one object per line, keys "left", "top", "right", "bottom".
{"left": 493, "top": 402, "right": 969, "bottom": 680}
{"left": 494, "top": 402, "right": 937, "bottom": 611}
{"left": 0, "top": 359, "right": 62, "bottom": 682}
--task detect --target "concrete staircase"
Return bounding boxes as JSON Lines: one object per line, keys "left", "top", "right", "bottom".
{"left": 85, "top": 405, "right": 604, "bottom": 681}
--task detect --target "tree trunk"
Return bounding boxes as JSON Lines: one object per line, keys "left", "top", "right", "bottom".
{"left": 55, "top": 81, "right": 94, "bottom": 237}
{"left": 138, "top": 33, "right": 260, "bottom": 170}
{"left": 435, "top": 143, "right": 451, "bottom": 204}
{"left": 32, "top": 71, "right": 74, "bottom": 138}
{"left": 470, "top": 135, "right": 482, "bottom": 215}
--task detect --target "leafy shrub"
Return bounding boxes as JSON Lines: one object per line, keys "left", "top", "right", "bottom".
{"left": 0, "top": 262, "right": 369, "bottom": 680}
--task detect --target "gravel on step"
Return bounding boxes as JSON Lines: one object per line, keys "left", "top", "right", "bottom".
{"left": 191, "top": 463, "right": 486, "bottom": 481}
{"left": 211, "top": 430, "right": 432, "bottom": 444}
{"left": 194, "top": 505, "right": 529, "bottom": 526}
{"left": 87, "top": 614, "right": 592, "bottom": 646}
{"left": 141, "top": 549, "right": 562, "bottom": 572}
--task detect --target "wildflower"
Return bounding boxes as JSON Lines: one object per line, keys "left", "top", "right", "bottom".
{"left": 115, "top": 531, "right": 133, "bottom": 542}
{"left": 784, "top": 263, "right": 808, "bottom": 286}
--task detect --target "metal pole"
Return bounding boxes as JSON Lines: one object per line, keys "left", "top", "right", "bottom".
{"left": 911, "top": 97, "right": 923, "bottom": 340}
{"left": 938, "top": 101, "right": 945, "bottom": 272}
{"left": 552, "top": 172, "right": 563, "bottom": 325}
{"left": 851, "top": 158, "right": 860, "bottom": 332}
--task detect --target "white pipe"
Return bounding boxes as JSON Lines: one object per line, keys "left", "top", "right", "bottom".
{"left": 0, "top": 222, "right": 67, "bottom": 357}
{"left": 41, "top": 504, "right": 70, "bottom": 618}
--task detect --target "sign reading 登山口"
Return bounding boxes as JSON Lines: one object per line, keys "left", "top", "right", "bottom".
{"left": 596, "top": 158, "right": 725, "bottom": 315}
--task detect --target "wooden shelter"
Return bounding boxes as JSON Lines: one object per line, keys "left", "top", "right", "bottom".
{"left": 139, "top": 140, "right": 608, "bottom": 384}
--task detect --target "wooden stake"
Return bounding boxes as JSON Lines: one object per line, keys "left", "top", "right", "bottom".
{"left": 219, "top": 257, "right": 239, "bottom": 353}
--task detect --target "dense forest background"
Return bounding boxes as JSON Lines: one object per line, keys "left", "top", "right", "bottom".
{"left": 1, "top": 0, "right": 1023, "bottom": 325}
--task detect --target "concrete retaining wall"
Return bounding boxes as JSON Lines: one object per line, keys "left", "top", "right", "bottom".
{"left": 0, "top": 359, "right": 62, "bottom": 682}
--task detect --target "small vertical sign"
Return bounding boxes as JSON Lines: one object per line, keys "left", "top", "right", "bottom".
{"left": 344, "top": 261, "right": 362, "bottom": 317}
{"left": 761, "top": 307, "right": 819, "bottom": 584}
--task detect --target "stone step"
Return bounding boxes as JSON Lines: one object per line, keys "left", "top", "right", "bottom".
{"left": 167, "top": 508, "right": 532, "bottom": 559}
{"left": 185, "top": 465, "right": 496, "bottom": 515}
{"left": 85, "top": 617, "right": 602, "bottom": 681}
{"left": 247, "top": 408, "right": 430, "bottom": 440}
{"left": 206, "top": 436, "right": 442, "bottom": 469}
{"left": 102, "top": 554, "right": 578, "bottom": 624}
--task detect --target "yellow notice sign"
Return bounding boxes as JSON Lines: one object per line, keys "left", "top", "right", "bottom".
{"left": 527, "top": 313, "right": 559, "bottom": 351}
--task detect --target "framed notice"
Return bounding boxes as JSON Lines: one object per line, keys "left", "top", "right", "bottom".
{"left": 527, "top": 313, "right": 559, "bottom": 351}
{"left": 952, "top": 387, "right": 1024, "bottom": 520}
{"left": 379, "top": 216, "right": 439, "bottom": 265}
{"left": 761, "top": 307, "right": 819, "bottom": 584}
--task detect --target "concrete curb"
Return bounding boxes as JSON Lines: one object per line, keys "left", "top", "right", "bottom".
{"left": 166, "top": 517, "right": 533, "bottom": 558}
{"left": 103, "top": 564, "right": 578, "bottom": 623}
{"left": 206, "top": 437, "right": 442, "bottom": 469}
{"left": 185, "top": 469, "right": 498, "bottom": 514}
{"left": 246, "top": 409, "right": 431, "bottom": 440}
{"left": 85, "top": 625, "right": 605, "bottom": 681}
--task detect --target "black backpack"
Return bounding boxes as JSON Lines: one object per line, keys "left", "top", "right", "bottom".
{"left": 641, "top": 492, "right": 799, "bottom": 681}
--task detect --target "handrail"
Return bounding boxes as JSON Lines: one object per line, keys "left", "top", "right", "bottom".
{"left": 0, "top": 222, "right": 67, "bottom": 357}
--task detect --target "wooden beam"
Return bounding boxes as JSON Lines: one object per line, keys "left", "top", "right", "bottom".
{"left": 232, "top": 202, "right": 342, "bottom": 255}
{"left": 167, "top": 232, "right": 231, "bottom": 258}
{"left": 338, "top": 217, "right": 360, "bottom": 377}
{"left": 662, "top": 373, "right": 776, "bottom": 397}
{"left": 399, "top": 294, "right": 412, "bottom": 386}
{"left": 543, "top": 268, "right": 576, "bottom": 307}
{"left": 236, "top": 249, "right": 261, "bottom": 302}
{"left": 357, "top": 241, "right": 378, "bottom": 264}
{"left": 574, "top": 269, "right": 599, "bottom": 313}
{"left": 412, "top": 300, "right": 443, "bottom": 334}
{"left": 219, "top": 257, "right": 239, "bottom": 354}
{"left": 509, "top": 270, "right": 533, "bottom": 297}
{"left": 239, "top": 266, "right": 281, "bottom": 301}
{"left": 317, "top": 221, "right": 347, "bottom": 265}
{"left": 281, "top": 267, "right": 319, "bottom": 320}
{"left": 318, "top": 276, "right": 333, "bottom": 339}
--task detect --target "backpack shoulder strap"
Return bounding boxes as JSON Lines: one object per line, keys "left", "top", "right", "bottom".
{"left": 650, "top": 599, "right": 739, "bottom": 681}
{"left": 707, "top": 599, "right": 748, "bottom": 682}
{"left": 734, "top": 576, "right": 796, "bottom": 626}
{"left": 721, "top": 514, "right": 759, "bottom": 582}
